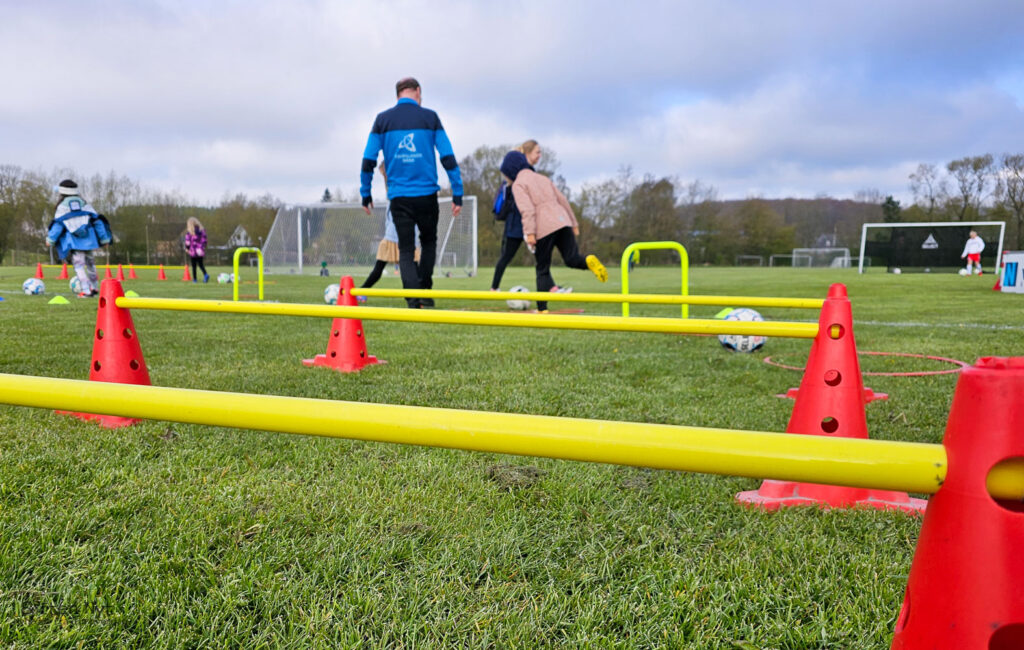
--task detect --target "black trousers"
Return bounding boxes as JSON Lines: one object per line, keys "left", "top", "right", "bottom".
{"left": 490, "top": 236, "right": 523, "bottom": 289}
{"left": 190, "top": 255, "right": 207, "bottom": 279}
{"left": 534, "top": 227, "right": 586, "bottom": 310}
{"left": 390, "top": 194, "right": 439, "bottom": 306}
{"left": 361, "top": 260, "right": 388, "bottom": 289}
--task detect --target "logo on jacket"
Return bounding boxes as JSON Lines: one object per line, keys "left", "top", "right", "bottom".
{"left": 398, "top": 133, "right": 417, "bottom": 153}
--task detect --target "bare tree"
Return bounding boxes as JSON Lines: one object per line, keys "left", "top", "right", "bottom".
{"left": 908, "top": 163, "right": 947, "bottom": 217}
{"left": 946, "top": 154, "right": 995, "bottom": 221}
{"left": 1001, "top": 153, "right": 1024, "bottom": 248}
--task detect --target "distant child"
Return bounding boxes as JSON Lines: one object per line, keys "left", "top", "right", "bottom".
{"left": 184, "top": 217, "right": 209, "bottom": 283}
{"left": 319, "top": 261, "right": 330, "bottom": 277}
{"left": 45, "top": 179, "right": 111, "bottom": 297}
{"left": 961, "top": 230, "right": 985, "bottom": 275}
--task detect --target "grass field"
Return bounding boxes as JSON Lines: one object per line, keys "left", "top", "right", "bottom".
{"left": 0, "top": 263, "right": 1018, "bottom": 648}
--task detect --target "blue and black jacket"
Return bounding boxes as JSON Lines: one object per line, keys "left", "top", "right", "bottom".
{"left": 46, "top": 196, "right": 111, "bottom": 261}
{"left": 360, "top": 98, "right": 463, "bottom": 206}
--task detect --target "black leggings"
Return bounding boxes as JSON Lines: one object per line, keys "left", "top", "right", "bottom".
{"left": 534, "top": 227, "right": 587, "bottom": 311}
{"left": 361, "top": 260, "right": 388, "bottom": 288}
{"left": 190, "top": 256, "right": 207, "bottom": 279}
{"left": 490, "top": 236, "right": 523, "bottom": 289}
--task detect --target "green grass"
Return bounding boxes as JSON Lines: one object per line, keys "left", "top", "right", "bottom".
{"left": 0, "top": 264, "right": 1019, "bottom": 648}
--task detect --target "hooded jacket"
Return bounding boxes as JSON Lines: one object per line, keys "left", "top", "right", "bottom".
{"left": 46, "top": 195, "right": 111, "bottom": 260}
{"left": 504, "top": 153, "right": 578, "bottom": 240}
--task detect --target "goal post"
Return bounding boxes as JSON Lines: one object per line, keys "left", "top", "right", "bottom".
{"left": 263, "top": 197, "right": 477, "bottom": 277}
{"left": 858, "top": 221, "right": 1005, "bottom": 274}
{"left": 791, "top": 248, "right": 852, "bottom": 268}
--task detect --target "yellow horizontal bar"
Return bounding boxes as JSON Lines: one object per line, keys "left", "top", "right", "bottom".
{"left": 0, "top": 373, "right": 969, "bottom": 497}
{"left": 116, "top": 297, "right": 820, "bottom": 338}
{"left": 354, "top": 288, "right": 825, "bottom": 310}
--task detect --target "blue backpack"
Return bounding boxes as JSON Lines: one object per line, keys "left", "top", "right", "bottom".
{"left": 492, "top": 180, "right": 507, "bottom": 220}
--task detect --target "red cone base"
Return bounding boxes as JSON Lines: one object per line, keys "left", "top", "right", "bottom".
{"left": 891, "top": 357, "right": 1024, "bottom": 649}
{"left": 35, "top": 263, "right": 44, "bottom": 279}
{"left": 157, "top": 265, "right": 166, "bottom": 280}
{"left": 57, "top": 263, "right": 69, "bottom": 280}
{"left": 303, "top": 276, "right": 383, "bottom": 373}
{"left": 58, "top": 279, "right": 151, "bottom": 428}
{"left": 737, "top": 283, "right": 924, "bottom": 513}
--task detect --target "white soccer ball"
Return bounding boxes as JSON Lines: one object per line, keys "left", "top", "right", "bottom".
{"left": 217, "top": 272, "right": 232, "bottom": 284}
{"left": 892, "top": 268, "right": 902, "bottom": 275}
{"left": 69, "top": 276, "right": 82, "bottom": 294}
{"left": 718, "top": 307, "right": 767, "bottom": 353}
{"left": 22, "top": 278, "right": 45, "bottom": 295}
{"left": 958, "top": 268, "right": 970, "bottom": 276}
{"left": 506, "top": 285, "right": 530, "bottom": 310}
{"left": 324, "top": 283, "right": 340, "bottom": 304}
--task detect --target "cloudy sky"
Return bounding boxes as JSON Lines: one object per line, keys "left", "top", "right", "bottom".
{"left": 3, "top": 0, "right": 1023, "bottom": 205}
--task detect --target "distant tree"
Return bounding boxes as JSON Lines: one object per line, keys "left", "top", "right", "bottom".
{"left": 881, "top": 196, "right": 901, "bottom": 222}
{"left": 1000, "top": 153, "right": 1024, "bottom": 248}
{"left": 909, "top": 163, "right": 947, "bottom": 216}
{"left": 321, "top": 188, "right": 333, "bottom": 203}
{"left": 735, "top": 199, "right": 796, "bottom": 259}
{"left": 946, "top": 154, "right": 995, "bottom": 221}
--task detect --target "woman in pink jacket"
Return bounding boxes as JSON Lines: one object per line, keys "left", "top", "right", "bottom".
{"left": 502, "top": 148, "right": 606, "bottom": 311}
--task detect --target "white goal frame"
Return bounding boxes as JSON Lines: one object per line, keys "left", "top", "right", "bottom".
{"left": 734, "top": 255, "right": 764, "bottom": 266}
{"left": 769, "top": 253, "right": 812, "bottom": 267}
{"left": 791, "top": 247, "right": 852, "bottom": 268}
{"left": 858, "top": 221, "right": 1005, "bottom": 274}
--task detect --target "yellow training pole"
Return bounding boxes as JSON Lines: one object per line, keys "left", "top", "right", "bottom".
{"left": 116, "top": 297, "right": 820, "bottom": 338}
{"left": 1, "top": 372, "right": 1000, "bottom": 498}
{"left": 353, "top": 288, "right": 825, "bottom": 310}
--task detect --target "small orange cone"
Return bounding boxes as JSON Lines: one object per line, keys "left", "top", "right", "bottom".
{"left": 104, "top": 265, "right": 113, "bottom": 279}
{"left": 57, "top": 263, "right": 69, "bottom": 280}
{"left": 182, "top": 265, "right": 192, "bottom": 281}
{"left": 303, "top": 275, "right": 383, "bottom": 373}
{"left": 157, "top": 265, "right": 166, "bottom": 280}
{"left": 890, "top": 357, "right": 1024, "bottom": 648}
{"left": 116, "top": 264, "right": 125, "bottom": 281}
{"left": 737, "top": 283, "right": 926, "bottom": 513}
{"left": 35, "top": 263, "right": 44, "bottom": 279}
{"left": 57, "top": 279, "right": 151, "bottom": 428}
{"left": 128, "top": 265, "right": 138, "bottom": 280}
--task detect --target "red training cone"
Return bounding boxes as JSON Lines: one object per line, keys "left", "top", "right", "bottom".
{"left": 58, "top": 279, "right": 151, "bottom": 428}
{"left": 57, "top": 263, "right": 69, "bottom": 280}
{"left": 157, "top": 265, "right": 166, "bottom": 280}
{"left": 993, "top": 251, "right": 1005, "bottom": 291}
{"left": 736, "top": 283, "right": 926, "bottom": 513}
{"left": 182, "top": 265, "right": 192, "bottom": 282}
{"left": 128, "top": 265, "right": 138, "bottom": 280}
{"left": 890, "top": 357, "right": 1024, "bottom": 649}
{"left": 116, "top": 264, "right": 125, "bottom": 281}
{"left": 35, "top": 262, "right": 44, "bottom": 279}
{"left": 302, "top": 275, "right": 383, "bottom": 373}
{"left": 104, "top": 265, "right": 113, "bottom": 280}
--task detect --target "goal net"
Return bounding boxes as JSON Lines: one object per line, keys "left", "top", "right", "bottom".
{"left": 791, "top": 248, "right": 852, "bottom": 268}
{"left": 263, "top": 197, "right": 477, "bottom": 277}
{"left": 858, "top": 221, "right": 1005, "bottom": 274}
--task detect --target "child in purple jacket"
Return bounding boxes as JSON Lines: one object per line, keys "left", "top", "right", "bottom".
{"left": 184, "top": 217, "right": 209, "bottom": 283}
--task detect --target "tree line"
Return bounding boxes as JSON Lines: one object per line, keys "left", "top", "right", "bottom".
{"left": 2, "top": 150, "right": 1023, "bottom": 268}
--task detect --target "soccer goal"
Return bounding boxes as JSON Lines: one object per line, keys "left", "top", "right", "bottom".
{"left": 858, "top": 221, "right": 1005, "bottom": 274}
{"left": 734, "top": 255, "right": 764, "bottom": 266}
{"left": 263, "top": 197, "right": 477, "bottom": 277}
{"left": 769, "top": 253, "right": 812, "bottom": 267}
{"left": 791, "top": 248, "right": 852, "bottom": 268}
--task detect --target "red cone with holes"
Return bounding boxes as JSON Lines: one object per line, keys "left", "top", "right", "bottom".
{"left": 57, "top": 263, "right": 69, "bottom": 280}
{"left": 128, "top": 265, "right": 138, "bottom": 280}
{"left": 302, "top": 275, "right": 383, "bottom": 373}
{"left": 35, "top": 262, "right": 44, "bottom": 279}
{"left": 182, "top": 265, "right": 192, "bottom": 281}
{"left": 157, "top": 265, "right": 166, "bottom": 280}
{"left": 736, "top": 283, "right": 926, "bottom": 513}
{"left": 116, "top": 264, "right": 125, "bottom": 281}
{"left": 59, "top": 279, "right": 151, "bottom": 428}
{"left": 891, "top": 357, "right": 1024, "bottom": 649}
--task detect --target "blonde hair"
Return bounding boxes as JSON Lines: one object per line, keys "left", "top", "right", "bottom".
{"left": 186, "top": 217, "right": 203, "bottom": 234}
{"left": 517, "top": 139, "right": 539, "bottom": 155}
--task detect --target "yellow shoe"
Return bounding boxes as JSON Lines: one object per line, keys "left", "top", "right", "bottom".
{"left": 586, "top": 255, "right": 607, "bottom": 282}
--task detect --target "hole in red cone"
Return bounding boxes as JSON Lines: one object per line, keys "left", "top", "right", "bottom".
{"left": 129, "top": 360, "right": 140, "bottom": 371}
{"left": 93, "top": 361, "right": 101, "bottom": 372}
{"left": 97, "top": 329, "right": 105, "bottom": 340}
{"left": 330, "top": 352, "right": 336, "bottom": 358}
{"left": 987, "top": 457, "right": 1024, "bottom": 513}
{"left": 357, "top": 329, "right": 363, "bottom": 337}
{"left": 820, "top": 417, "right": 839, "bottom": 434}
{"left": 99, "top": 297, "right": 107, "bottom": 308}
{"left": 122, "top": 328, "right": 132, "bottom": 339}
{"left": 828, "top": 323, "right": 844, "bottom": 340}
{"left": 824, "top": 370, "right": 841, "bottom": 386}
{"left": 332, "top": 329, "right": 340, "bottom": 337}
{"left": 991, "top": 623, "right": 1024, "bottom": 649}
{"left": 359, "top": 351, "right": 365, "bottom": 358}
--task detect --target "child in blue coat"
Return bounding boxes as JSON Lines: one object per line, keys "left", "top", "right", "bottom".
{"left": 45, "top": 179, "right": 111, "bottom": 297}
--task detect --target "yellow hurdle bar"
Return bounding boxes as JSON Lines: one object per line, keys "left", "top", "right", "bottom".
{"left": 353, "top": 288, "right": 825, "bottom": 310}
{"left": 0, "top": 373, "right": 972, "bottom": 496}
{"left": 115, "top": 297, "right": 820, "bottom": 338}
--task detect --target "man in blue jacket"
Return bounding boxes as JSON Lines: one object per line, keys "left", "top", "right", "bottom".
{"left": 360, "top": 77, "right": 463, "bottom": 308}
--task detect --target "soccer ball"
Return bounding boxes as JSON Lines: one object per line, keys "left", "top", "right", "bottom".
{"left": 217, "top": 272, "right": 232, "bottom": 284}
{"left": 324, "top": 283, "right": 340, "bottom": 304}
{"left": 22, "top": 278, "right": 45, "bottom": 295}
{"left": 718, "top": 308, "right": 767, "bottom": 353}
{"left": 506, "top": 285, "right": 530, "bottom": 310}
{"left": 958, "top": 268, "right": 970, "bottom": 276}
{"left": 892, "top": 268, "right": 902, "bottom": 275}
{"left": 69, "top": 276, "right": 82, "bottom": 294}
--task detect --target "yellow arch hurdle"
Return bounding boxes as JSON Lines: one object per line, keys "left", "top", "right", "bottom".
{"left": 1, "top": 373, "right": 1021, "bottom": 500}
{"left": 232, "top": 246, "right": 264, "bottom": 301}
{"left": 620, "top": 241, "right": 689, "bottom": 318}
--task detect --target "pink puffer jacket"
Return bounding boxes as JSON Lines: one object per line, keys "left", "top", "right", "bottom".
{"left": 511, "top": 169, "right": 578, "bottom": 240}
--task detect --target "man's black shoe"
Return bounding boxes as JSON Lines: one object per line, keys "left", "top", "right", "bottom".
{"left": 419, "top": 298, "right": 435, "bottom": 308}
{"left": 406, "top": 298, "right": 422, "bottom": 309}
